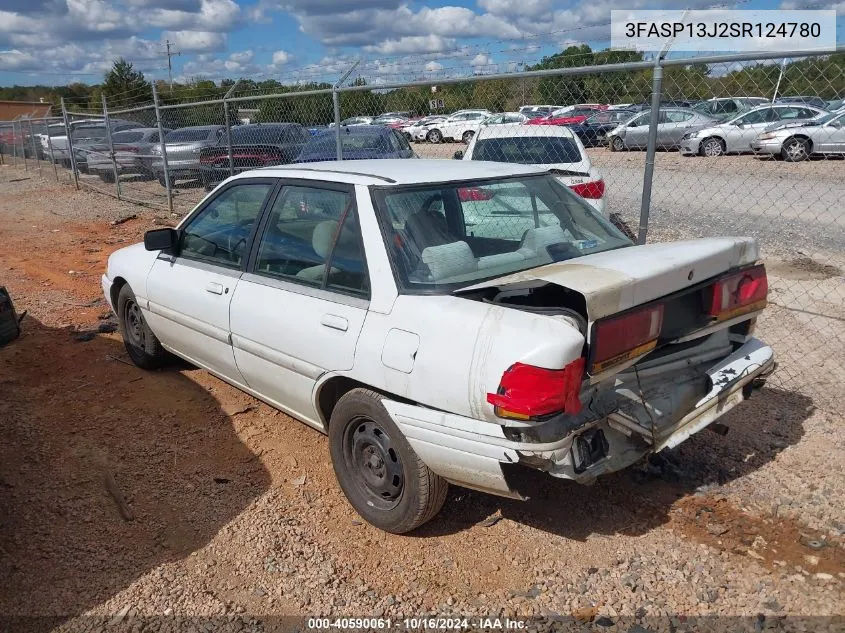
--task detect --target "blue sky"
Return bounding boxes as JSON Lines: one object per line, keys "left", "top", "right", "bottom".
{"left": 0, "top": 0, "right": 842, "bottom": 87}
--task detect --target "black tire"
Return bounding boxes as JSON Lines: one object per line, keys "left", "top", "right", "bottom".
{"left": 426, "top": 129, "right": 442, "bottom": 144}
{"left": 781, "top": 137, "right": 810, "bottom": 162}
{"left": 328, "top": 388, "right": 448, "bottom": 534}
{"left": 99, "top": 172, "right": 116, "bottom": 183}
{"left": 609, "top": 136, "right": 625, "bottom": 152}
{"left": 200, "top": 172, "right": 214, "bottom": 191}
{"left": 157, "top": 174, "right": 168, "bottom": 187}
{"left": 117, "top": 284, "right": 170, "bottom": 370}
{"left": 461, "top": 130, "right": 474, "bottom": 144}
{"left": 700, "top": 136, "right": 725, "bottom": 157}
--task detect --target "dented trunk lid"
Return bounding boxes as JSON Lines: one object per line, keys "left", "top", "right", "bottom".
{"left": 455, "top": 237, "right": 759, "bottom": 322}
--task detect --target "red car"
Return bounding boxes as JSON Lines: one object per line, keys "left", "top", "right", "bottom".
{"left": 526, "top": 104, "right": 609, "bottom": 126}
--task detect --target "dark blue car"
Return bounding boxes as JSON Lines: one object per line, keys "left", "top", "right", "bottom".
{"left": 296, "top": 126, "right": 416, "bottom": 162}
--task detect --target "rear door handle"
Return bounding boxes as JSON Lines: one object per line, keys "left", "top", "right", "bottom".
{"left": 321, "top": 314, "right": 348, "bottom": 332}
{"left": 205, "top": 282, "right": 224, "bottom": 295}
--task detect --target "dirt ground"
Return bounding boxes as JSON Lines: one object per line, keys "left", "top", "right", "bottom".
{"left": 0, "top": 165, "right": 844, "bottom": 633}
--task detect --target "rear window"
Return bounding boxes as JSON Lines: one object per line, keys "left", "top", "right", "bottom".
{"left": 48, "top": 125, "right": 65, "bottom": 137}
{"left": 473, "top": 136, "right": 582, "bottom": 165}
{"left": 112, "top": 131, "right": 144, "bottom": 143}
{"left": 166, "top": 128, "right": 215, "bottom": 142}
{"left": 71, "top": 126, "right": 106, "bottom": 140}
{"left": 305, "top": 132, "right": 390, "bottom": 154}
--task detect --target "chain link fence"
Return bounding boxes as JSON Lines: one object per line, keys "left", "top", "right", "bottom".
{"left": 2, "top": 48, "right": 843, "bottom": 405}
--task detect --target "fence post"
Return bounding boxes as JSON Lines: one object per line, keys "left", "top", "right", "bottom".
{"left": 46, "top": 118, "right": 59, "bottom": 181}
{"left": 60, "top": 99, "right": 79, "bottom": 190}
{"left": 27, "top": 119, "right": 41, "bottom": 177}
{"left": 637, "top": 12, "right": 687, "bottom": 245}
{"left": 222, "top": 79, "right": 240, "bottom": 178}
{"left": 332, "top": 60, "right": 361, "bottom": 161}
{"left": 152, "top": 83, "right": 173, "bottom": 214}
{"left": 102, "top": 94, "right": 122, "bottom": 200}
{"left": 18, "top": 121, "right": 28, "bottom": 171}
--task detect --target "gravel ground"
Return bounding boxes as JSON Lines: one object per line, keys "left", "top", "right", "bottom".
{"left": 0, "top": 163, "right": 843, "bottom": 633}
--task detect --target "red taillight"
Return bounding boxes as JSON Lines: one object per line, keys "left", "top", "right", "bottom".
{"left": 486, "top": 358, "right": 585, "bottom": 420}
{"left": 569, "top": 179, "right": 605, "bottom": 199}
{"left": 115, "top": 145, "right": 139, "bottom": 153}
{"left": 458, "top": 187, "right": 494, "bottom": 201}
{"left": 591, "top": 304, "right": 664, "bottom": 374}
{"left": 708, "top": 265, "right": 768, "bottom": 321}
{"left": 199, "top": 154, "right": 214, "bottom": 165}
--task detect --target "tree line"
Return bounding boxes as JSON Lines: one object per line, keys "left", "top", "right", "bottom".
{"left": 2, "top": 49, "right": 842, "bottom": 127}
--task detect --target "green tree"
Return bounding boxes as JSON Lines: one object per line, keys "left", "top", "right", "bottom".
{"left": 102, "top": 58, "right": 152, "bottom": 108}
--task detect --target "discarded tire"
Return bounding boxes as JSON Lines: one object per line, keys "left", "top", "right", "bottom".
{"left": 0, "top": 287, "right": 21, "bottom": 346}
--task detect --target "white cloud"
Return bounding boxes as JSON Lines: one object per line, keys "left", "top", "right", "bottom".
{"left": 164, "top": 30, "right": 227, "bottom": 52}
{"left": 424, "top": 61, "right": 444, "bottom": 72}
{"left": 470, "top": 53, "right": 494, "bottom": 67}
{"left": 477, "top": 0, "right": 553, "bottom": 18}
{"left": 143, "top": 0, "right": 241, "bottom": 31}
{"left": 0, "top": 49, "right": 39, "bottom": 71}
{"left": 363, "top": 35, "right": 456, "bottom": 55}
{"left": 271, "top": 50, "right": 293, "bottom": 65}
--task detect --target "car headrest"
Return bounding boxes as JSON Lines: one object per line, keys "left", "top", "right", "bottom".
{"left": 420, "top": 241, "right": 477, "bottom": 281}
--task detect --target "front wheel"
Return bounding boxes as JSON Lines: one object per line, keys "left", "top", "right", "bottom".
{"left": 782, "top": 137, "right": 810, "bottom": 162}
{"left": 426, "top": 129, "right": 442, "bottom": 144}
{"left": 700, "top": 137, "right": 725, "bottom": 157}
{"left": 117, "top": 284, "right": 170, "bottom": 370}
{"left": 609, "top": 136, "right": 625, "bottom": 152}
{"left": 462, "top": 130, "right": 474, "bottom": 144}
{"left": 329, "top": 388, "right": 448, "bottom": 534}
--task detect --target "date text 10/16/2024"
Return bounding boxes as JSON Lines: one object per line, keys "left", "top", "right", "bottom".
{"left": 307, "top": 618, "right": 528, "bottom": 630}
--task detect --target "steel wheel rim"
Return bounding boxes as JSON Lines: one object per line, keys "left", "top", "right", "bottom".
{"left": 124, "top": 299, "right": 146, "bottom": 348}
{"left": 344, "top": 416, "right": 404, "bottom": 510}
{"left": 786, "top": 141, "right": 806, "bottom": 160}
{"left": 429, "top": 130, "right": 441, "bottom": 143}
{"left": 612, "top": 137, "right": 623, "bottom": 151}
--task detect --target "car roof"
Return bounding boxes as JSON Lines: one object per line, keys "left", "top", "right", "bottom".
{"left": 311, "top": 125, "right": 389, "bottom": 139}
{"left": 252, "top": 158, "right": 546, "bottom": 186}
{"left": 477, "top": 123, "right": 576, "bottom": 139}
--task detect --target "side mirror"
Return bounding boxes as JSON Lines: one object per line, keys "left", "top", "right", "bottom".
{"left": 144, "top": 228, "right": 180, "bottom": 253}
{"left": 453, "top": 150, "right": 464, "bottom": 160}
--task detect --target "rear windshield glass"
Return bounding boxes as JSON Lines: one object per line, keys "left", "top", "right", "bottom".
{"left": 304, "top": 133, "right": 389, "bottom": 154}
{"left": 112, "top": 131, "right": 145, "bottom": 143}
{"left": 473, "top": 136, "right": 582, "bottom": 165}
{"left": 71, "top": 126, "right": 106, "bottom": 140}
{"left": 166, "top": 128, "right": 214, "bottom": 142}
{"left": 48, "top": 125, "right": 65, "bottom": 137}
{"left": 231, "top": 126, "right": 288, "bottom": 143}
{"left": 371, "top": 174, "right": 630, "bottom": 292}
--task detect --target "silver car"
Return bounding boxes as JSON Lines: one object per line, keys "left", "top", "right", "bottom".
{"left": 606, "top": 108, "right": 717, "bottom": 151}
{"left": 150, "top": 125, "right": 225, "bottom": 186}
{"left": 751, "top": 110, "right": 845, "bottom": 161}
{"left": 679, "top": 104, "right": 826, "bottom": 157}
{"left": 86, "top": 128, "right": 170, "bottom": 181}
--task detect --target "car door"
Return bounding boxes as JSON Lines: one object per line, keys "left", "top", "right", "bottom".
{"left": 818, "top": 113, "right": 845, "bottom": 152}
{"left": 624, "top": 112, "right": 650, "bottom": 147}
{"left": 144, "top": 179, "right": 276, "bottom": 381}
{"left": 230, "top": 182, "right": 369, "bottom": 426}
{"left": 729, "top": 108, "right": 774, "bottom": 152}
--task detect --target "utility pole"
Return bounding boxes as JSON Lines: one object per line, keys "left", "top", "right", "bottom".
{"left": 163, "top": 40, "right": 182, "bottom": 93}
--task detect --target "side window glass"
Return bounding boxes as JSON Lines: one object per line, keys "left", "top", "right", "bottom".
{"left": 779, "top": 107, "right": 800, "bottom": 120}
{"left": 181, "top": 183, "right": 272, "bottom": 267}
{"left": 149, "top": 132, "right": 159, "bottom": 143}
{"left": 255, "top": 186, "right": 368, "bottom": 296}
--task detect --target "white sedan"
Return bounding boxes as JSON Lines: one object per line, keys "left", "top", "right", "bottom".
{"left": 458, "top": 124, "right": 607, "bottom": 217}
{"left": 103, "top": 160, "right": 775, "bottom": 533}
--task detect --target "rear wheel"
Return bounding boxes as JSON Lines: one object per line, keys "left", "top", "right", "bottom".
{"left": 117, "top": 284, "right": 170, "bottom": 370}
{"left": 427, "top": 129, "right": 442, "bottom": 144}
{"left": 782, "top": 137, "right": 810, "bottom": 162}
{"left": 99, "top": 172, "right": 116, "bottom": 183}
{"left": 700, "top": 137, "right": 725, "bottom": 157}
{"left": 328, "top": 388, "right": 448, "bottom": 534}
{"left": 157, "top": 174, "right": 168, "bottom": 187}
{"left": 610, "top": 136, "right": 625, "bottom": 152}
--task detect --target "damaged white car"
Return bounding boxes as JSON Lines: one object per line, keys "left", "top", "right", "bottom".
{"left": 102, "top": 160, "right": 775, "bottom": 533}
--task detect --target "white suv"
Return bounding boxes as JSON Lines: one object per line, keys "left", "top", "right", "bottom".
{"left": 423, "top": 110, "right": 491, "bottom": 143}
{"left": 102, "top": 159, "right": 774, "bottom": 533}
